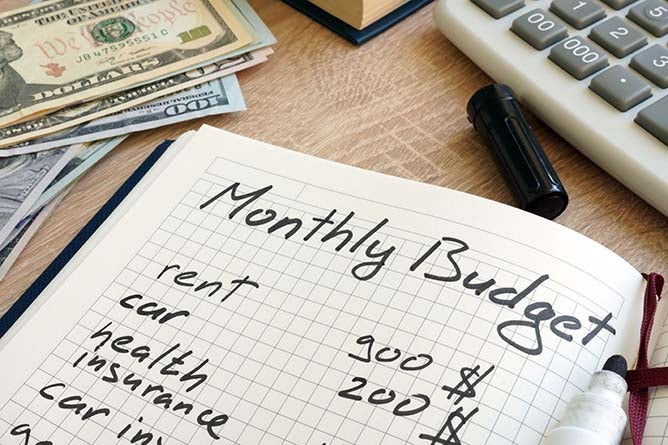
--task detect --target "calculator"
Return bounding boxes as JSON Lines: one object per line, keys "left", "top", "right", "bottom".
{"left": 434, "top": 0, "right": 668, "bottom": 216}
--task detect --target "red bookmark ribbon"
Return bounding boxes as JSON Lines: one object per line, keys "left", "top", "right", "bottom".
{"left": 627, "top": 272, "right": 665, "bottom": 445}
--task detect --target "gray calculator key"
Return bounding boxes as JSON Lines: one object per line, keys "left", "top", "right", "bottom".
{"left": 512, "top": 9, "right": 568, "bottom": 49}
{"left": 472, "top": 0, "right": 525, "bottom": 18}
{"left": 630, "top": 44, "right": 668, "bottom": 87}
{"left": 549, "top": 36, "right": 609, "bottom": 79}
{"left": 590, "top": 66, "right": 652, "bottom": 111}
{"left": 550, "top": 0, "right": 606, "bottom": 29}
{"left": 628, "top": 0, "right": 668, "bottom": 36}
{"left": 636, "top": 97, "right": 668, "bottom": 145}
{"left": 600, "top": 0, "right": 639, "bottom": 10}
{"left": 589, "top": 17, "right": 647, "bottom": 58}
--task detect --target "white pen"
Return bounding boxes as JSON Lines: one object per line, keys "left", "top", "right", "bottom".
{"left": 543, "top": 355, "right": 628, "bottom": 445}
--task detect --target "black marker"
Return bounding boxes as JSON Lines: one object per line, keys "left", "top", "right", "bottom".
{"left": 467, "top": 84, "right": 569, "bottom": 220}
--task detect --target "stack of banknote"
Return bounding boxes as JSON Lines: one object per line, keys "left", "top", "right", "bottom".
{"left": 0, "top": 0, "right": 276, "bottom": 279}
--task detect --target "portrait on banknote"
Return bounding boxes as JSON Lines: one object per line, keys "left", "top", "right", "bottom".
{"left": 0, "top": 30, "right": 50, "bottom": 114}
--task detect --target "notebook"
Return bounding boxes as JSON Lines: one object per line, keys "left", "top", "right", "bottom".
{"left": 306, "top": 0, "right": 411, "bottom": 29}
{"left": 0, "top": 125, "right": 664, "bottom": 445}
{"left": 282, "top": 0, "right": 433, "bottom": 45}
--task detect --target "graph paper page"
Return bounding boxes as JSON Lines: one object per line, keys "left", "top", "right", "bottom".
{"left": 0, "top": 125, "right": 647, "bottom": 445}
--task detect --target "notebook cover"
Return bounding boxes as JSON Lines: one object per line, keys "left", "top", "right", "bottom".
{"left": 282, "top": 0, "right": 434, "bottom": 45}
{"left": 0, "top": 139, "right": 174, "bottom": 339}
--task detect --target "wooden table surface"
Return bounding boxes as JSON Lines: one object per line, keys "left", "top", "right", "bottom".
{"left": 0, "top": 0, "right": 666, "bottom": 316}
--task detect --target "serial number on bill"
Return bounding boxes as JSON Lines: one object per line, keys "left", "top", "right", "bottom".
{"left": 76, "top": 30, "right": 169, "bottom": 64}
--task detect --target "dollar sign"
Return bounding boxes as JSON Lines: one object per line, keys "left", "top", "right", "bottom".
{"left": 419, "top": 406, "right": 480, "bottom": 445}
{"left": 441, "top": 364, "right": 495, "bottom": 405}
{"left": 441, "top": 366, "right": 481, "bottom": 404}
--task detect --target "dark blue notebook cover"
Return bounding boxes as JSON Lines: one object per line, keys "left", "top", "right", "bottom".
{"left": 0, "top": 140, "right": 174, "bottom": 339}
{"left": 282, "top": 0, "right": 434, "bottom": 45}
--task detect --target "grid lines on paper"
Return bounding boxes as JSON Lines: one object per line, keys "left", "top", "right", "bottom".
{"left": 0, "top": 156, "right": 623, "bottom": 445}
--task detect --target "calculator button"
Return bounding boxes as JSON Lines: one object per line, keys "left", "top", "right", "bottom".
{"left": 630, "top": 44, "right": 668, "bottom": 87}
{"left": 550, "top": 0, "right": 606, "bottom": 29}
{"left": 600, "top": 0, "right": 639, "bottom": 10}
{"left": 628, "top": 0, "right": 668, "bottom": 36}
{"left": 590, "top": 66, "right": 652, "bottom": 111}
{"left": 549, "top": 36, "right": 609, "bottom": 79}
{"left": 472, "top": 0, "right": 525, "bottom": 18}
{"left": 512, "top": 9, "right": 569, "bottom": 49}
{"left": 589, "top": 17, "right": 647, "bottom": 58}
{"left": 636, "top": 97, "right": 668, "bottom": 145}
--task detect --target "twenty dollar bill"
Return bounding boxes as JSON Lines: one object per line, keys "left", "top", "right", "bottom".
{"left": 0, "top": 0, "right": 252, "bottom": 127}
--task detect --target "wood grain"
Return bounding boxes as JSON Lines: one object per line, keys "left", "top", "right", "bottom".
{"left": 2, "top": 0, "right": 30, "bottom": 9}
{"left": 0, "top": 0, "right": 666, "bottom": 316}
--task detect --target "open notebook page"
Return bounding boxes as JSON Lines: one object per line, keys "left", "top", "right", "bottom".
{"left": 0, "top": 125, "right": 649, "bottom": 445}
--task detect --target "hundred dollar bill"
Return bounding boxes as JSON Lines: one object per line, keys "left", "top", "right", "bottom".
{"left": 0, "top": 49, "right": 270, "bottom": 150}
{"left": 0, "top": 183, "right": 73, "bottom": 281}
{"left": 0, "top": 0, "right": 253, "bottom": 127}
{"left": 0, "top": 143, "right": 79, "bottom": 248}
{"left": 6, "top": 75, "right": 244, "bottom": 153}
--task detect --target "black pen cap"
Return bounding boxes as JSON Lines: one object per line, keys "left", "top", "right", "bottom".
{"left": 467, "top": 84, "right": 569, "bottom": 220}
